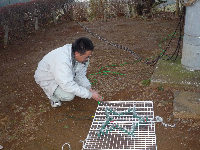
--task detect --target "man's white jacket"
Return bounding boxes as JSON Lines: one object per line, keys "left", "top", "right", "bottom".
{"left": 34, "top": 44, "right": 92, "bottom": 100}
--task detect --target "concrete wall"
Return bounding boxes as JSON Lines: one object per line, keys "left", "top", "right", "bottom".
{"left": 181, "top": 1, "right": 200, "bottom": 70}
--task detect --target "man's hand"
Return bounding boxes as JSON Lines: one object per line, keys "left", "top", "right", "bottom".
{"left": 89, "top": 89, "right": 103, "bottom": 101}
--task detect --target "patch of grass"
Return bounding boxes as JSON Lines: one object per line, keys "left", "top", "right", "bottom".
{"left": 40, "top": 109, "right": 45, "bottom": 112}
{"left": 142, "top": 79, "right": 151, "bottom": 86}
{"left": 157, "top": 56, "right": 200, "bottom": 80}
{"left": 9, "top": 135, "right": 18, "bottom": 140}
{"left": 64, "top": 126, "right": 69, "bottom": 129}
{"left": 158, "top": 86, "right": 164, "bottom": 91}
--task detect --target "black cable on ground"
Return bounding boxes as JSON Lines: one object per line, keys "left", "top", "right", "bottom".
{"left": 150, "top": 6, "right": 186, "bottom": 66}
{"left": 77, "top": 8, "right": 186, "bottom": 67}
{"left": 162, "top": 6, "right": 186, "bottom": 61}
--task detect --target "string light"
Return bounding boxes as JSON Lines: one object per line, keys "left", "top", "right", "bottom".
{"left": 87, "top": 32, "right": 181, "bottom": 85}
{"left": 97, "top": 106, "right": 148, "bottom": 137}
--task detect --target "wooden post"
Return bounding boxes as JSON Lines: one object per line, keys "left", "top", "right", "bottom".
{"left": 103, "top": 0, "right": 107, "bottom": 21}
{"left": 4, "top": 25, "right": 9, "bottom": 47}
{"left": 163, "top": 4, "right": 166, "bottom": 12}
{"left": 175, "top": 0, "right": 180, "bottom": 17}
{"left": 104, "top": 9, "right": 107, "bottom": 22}
{"left": 34, "top": 10, "right": 38, "bottom": 30}
{"left": 69, "top": 4, "right": 74, "bottom": 21}
{"left": 142, "top": 9, "right": 146, "bottom": 16}
{"left": 52, "top": 10, "right": 57, "bottom": 25}
{"left": 35, "top": 17, "right": 38, "bottom": 30}
{"left": 132, "top": 4, "right": 136, "bottom": 18}
{"left": 125, "top": 4, "right": 130, "bottom": 18}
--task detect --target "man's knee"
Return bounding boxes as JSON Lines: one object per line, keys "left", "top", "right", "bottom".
{"left": 54, "top": 86, "right": 75, "bottom": 101}
{"left": 61, "top": 93, "right": 75, "bottom": 101}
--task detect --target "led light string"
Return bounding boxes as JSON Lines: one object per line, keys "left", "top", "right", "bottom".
{"left": 88, "top": 64, "right": 126, "bottom": 85}
{"left": 55, "top": 31, "right": 181, "bottom": 123}
{"left": 77, "top": 21, "right": 146, "bottom": 64}
{"left": 87, "top": 29, "right": 179, "bottom": 85}
{"left": 78, "top": 7, "right": 185, "bottom": 67}
{"left": 62, "top": 12, "right": 184, "bottom": 149}
{"left": 96, "top": 106, "right": 175, "bottom": 138}
{"left": 77, "top": 104, "right": 175, "bottom": 150}
{"left": 154, "top": 116, "right": 175, "bottom": 127}
{"left": 97, "top": 106, "right": 149, "bottom": 137}
{"left": 54, "top": 109, "right": 94, "bottom": 123}
{"left": 98, "top": 122, "right": 138, "bottom": 137}
{"left": 161, "top": 6, "right": 185, "bottom": 62}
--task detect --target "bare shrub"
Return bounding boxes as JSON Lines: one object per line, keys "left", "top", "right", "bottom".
{"left": 0, "top": 0, "right": 74, "bottom": 45}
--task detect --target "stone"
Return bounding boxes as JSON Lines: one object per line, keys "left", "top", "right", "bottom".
{"left": 157, "top": 103, "right": 162, "bottom": 107}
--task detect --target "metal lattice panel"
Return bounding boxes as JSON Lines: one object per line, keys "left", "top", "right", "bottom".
{"left": 83, "top": 101, "right": 157, "bottom": 150}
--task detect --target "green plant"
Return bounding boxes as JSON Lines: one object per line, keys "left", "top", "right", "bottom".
{"left": 64, "top": 126, "right": 69, "bottom": 128}
{"left": 158, "top": 86, "right": 164, "bottom": 91}
{"left": 142, "top": 79, "right": 151, "bottom": 86}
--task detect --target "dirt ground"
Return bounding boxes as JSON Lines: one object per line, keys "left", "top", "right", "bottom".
{"left": 0, "top": 17, "right": 200, "bottom": 150}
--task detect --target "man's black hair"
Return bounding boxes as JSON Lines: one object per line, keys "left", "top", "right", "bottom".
{"left": 72, "top": 37, "right": 94, "bottom": 54}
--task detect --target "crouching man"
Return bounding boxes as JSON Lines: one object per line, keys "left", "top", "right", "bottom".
{"left": 34, "top": 37, "right": 103, "bottom": 107}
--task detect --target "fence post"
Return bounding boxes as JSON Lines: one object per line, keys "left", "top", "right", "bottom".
{"left": 34, "top": 9, "right": 38, "bottom": 30}
{"left": 125, "top": 3, "right": 130, "bottom": 18}
{"left": 52, "top": 10, "right": 57, "bottom": 25}
{"left": 132, "top": 4, "right": 137, "bottom": 18}
{"left": 104, "top": 9, "right": 107, "bottom": 22}
{"left": 3, "top": 25, "right": 9, "bottom": 47}
{"left": 163, "top": 4, "right": 166, "bottom": 12}
{"left": 35, "top": 17, "right": 38, "bottom": 30}
{"left": 142, "top": 9, "right": 146, "bottom": 16}
{"left": 69, "top": 4, "right": 74, "bottom": 21}
{"left": 103, "top": 0, "right": 107, "bottom": 22}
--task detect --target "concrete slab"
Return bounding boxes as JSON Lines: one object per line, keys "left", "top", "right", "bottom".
{"left": 151, "top": 56, "right": 200, "bottom": 90}
{"left": 150, "top": 56, "right": 200, "bottom": 118}
{"left": 173, "top": 91, "right": 200, "bottom": 119}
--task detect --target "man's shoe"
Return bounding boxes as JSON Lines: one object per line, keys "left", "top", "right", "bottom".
{"left": 50, "top": 100, "right": 61, "bottom": 107}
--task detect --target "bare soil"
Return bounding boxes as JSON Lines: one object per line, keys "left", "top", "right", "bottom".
{"left": 0, "top": 17, "right": 200, "bottom": 150}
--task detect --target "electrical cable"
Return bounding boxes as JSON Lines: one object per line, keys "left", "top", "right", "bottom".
{"left": 62, "top": 8, "right": 184, "bottom": 150}
{"left": 97, "top": 106, "right": 175, "bottom": 138}
{"left": 161, "top": 6, "right": 186, "bottom": 62}
{"left": 54, "top": 109, "right": 94, "bottom": 123}
{"left": 62, "top": 142, "right": 71, "bottom": 150}
{"left": 78, "top": 7, "right": 186, "bottom": 67}
{"left": 77, "top": 21, "right": 147, "bottom": 64}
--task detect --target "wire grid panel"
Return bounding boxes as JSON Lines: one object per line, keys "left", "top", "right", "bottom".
{"left": 83, "top": 101, "right": 157, "bottom": 150}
